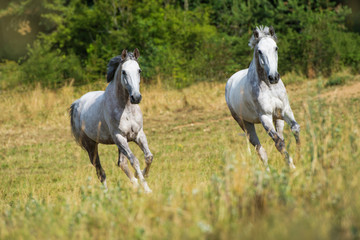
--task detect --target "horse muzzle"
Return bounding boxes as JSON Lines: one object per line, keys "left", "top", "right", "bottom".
{"left": 268, "top": 73, "right": 280, "bottom": 84}
{"left": 130, "top": 93, "right": 142, "bottom": 104}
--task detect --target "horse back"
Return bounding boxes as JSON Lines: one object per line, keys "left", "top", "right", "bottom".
{"left": 226, "top": 69, "right": 260, "bottom": 123}
{"left": 76, "top": 91, "right": 114, "bottom": 144}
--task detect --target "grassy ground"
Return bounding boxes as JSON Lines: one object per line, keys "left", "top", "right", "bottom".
{"left": 0, "top": 73, "right": 360, "bottom": 239}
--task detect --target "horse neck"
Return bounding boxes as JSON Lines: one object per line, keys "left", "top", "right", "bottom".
{"left": 108, "top": 70, "right": 131, "bottom": 107}
{"left": 249, "top": 50, "right": 270, "bottom": 87}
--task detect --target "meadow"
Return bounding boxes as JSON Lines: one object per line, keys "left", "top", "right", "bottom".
{"left": 0, "top": 72, "right": 360, "bottom": 239}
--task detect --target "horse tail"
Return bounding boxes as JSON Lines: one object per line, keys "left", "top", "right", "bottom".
{"left": 69, "top": 100, "right": 81, "bottom": 143}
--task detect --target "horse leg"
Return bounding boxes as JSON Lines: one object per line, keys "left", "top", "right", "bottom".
{"left": 243, "top": 121, "right": 270, "bottom": 171}
{"left": 229, "top": 109, "right": 251, "bottom": 153}
{"left": 275, "top": 119, "right": 285, "bottom": 140}
{"left": 230, "top": 108, "right": 269, "bottom": 171}
{"left": 135, "top": 129, "right": 153, "bottom": 178}
{"left": 260, "top": 114, "right": 296, "bottom": 169}
{"left": 82, "top": 136, "right": 107, "bottom": 188}
{"left": 275, "top": 118, "right": 299, "bottom": 163}
{"left": 283, "top": 110, "right": 301, "bottom": 160}
{"left": 117, "top": 149, "right": 139, "bottom": 188}
{"left": 113, "top": 133, "right": 151, "bottom": 193}
{"left": 283, "top": 110, "right": 300, "bottom": 145}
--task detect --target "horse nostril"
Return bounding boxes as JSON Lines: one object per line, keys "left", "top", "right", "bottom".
{"left": 130, "top": 94, "right": 141, "bottom": 104}
{"left": 268, "top": 75, "right": 274, "bottom": 82}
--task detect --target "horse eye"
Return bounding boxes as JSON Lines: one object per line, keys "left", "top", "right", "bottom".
{"left": 139, "top": 69, "right": 142, "bottom": 73}
{"left": 275, "top": 47, "right": 278, "bottom": 51}
{"left": 122, "top": 70, "right": 126, "bottom": 75}
{"left": 258, "top": 50, "right": 262, "bottom": 55}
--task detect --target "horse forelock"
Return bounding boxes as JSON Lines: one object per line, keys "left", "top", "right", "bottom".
{"left": 248, "top": 26, "right": 277, "bottom": 49}
{"left": 106, "top": 53, "right": 138, "bottom": 83}
{"left": 124, "top": 52, "right": 137, "bottom": 62}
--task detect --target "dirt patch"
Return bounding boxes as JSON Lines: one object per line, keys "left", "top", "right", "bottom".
{"left": 320, "top": 81, "right": 360, "bottom": 101}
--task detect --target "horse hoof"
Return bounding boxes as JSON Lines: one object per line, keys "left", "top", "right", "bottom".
{"left": 102, "top": 180, "right": 108, "bottom": 190}
{"left": 144, "top": 188, "right": 152, "bottom": 194}
{"left": 289, "top": 163, "right": 296, "bottom": 170}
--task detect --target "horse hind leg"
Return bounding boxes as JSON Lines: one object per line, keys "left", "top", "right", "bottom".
{"left": 81, "top": 135, "right": 107, "bottom": 188}
{"left": 243, "top": 121, "right": 270, "bottom": 171}
{"left": 229, "top": 107, "right": 269, "bottom": 171}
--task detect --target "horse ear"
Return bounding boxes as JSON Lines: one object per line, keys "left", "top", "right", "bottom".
{"left": 253, "top": 29, "right": 259, "bottom": 40}
{"left": 133, "top": 48, "right": 140, "bottom": 59}
{"left": 121, "top": 49, "right": 127, "bottom": 59}
{"left": 269, "top": 26, "right": 275, "bottom": 36}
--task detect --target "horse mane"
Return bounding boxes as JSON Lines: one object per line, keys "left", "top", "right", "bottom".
{"left": 106, "top": 52, "right": 138, "bottom": 83}
{"left": 248, "top": 26, "right": 277, "bottom": 49}
{"left": 107, "top": 56, "right": 122, "bottom": 83}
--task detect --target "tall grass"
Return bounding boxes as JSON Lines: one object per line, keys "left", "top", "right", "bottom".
{"left": 0, "top": 76, "right": 359, "bottom": 239}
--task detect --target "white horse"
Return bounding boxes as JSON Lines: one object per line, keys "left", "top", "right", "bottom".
{"left": 70, "top": 49, "right": 153, "bottom": 193}
{"left": 225, "top": 26, "right": 300, "bottom": 170}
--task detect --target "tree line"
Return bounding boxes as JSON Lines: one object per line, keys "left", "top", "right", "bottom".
{"left": 1, "top": 0, "right": 360, "bottom": 88}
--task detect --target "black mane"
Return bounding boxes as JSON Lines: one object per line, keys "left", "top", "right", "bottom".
{"left": 106, "top": 52, "right": 137, "bottom": 83}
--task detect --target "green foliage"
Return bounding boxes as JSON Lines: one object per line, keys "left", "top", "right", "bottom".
{"left": 21, "top": 41, "right": 84, "bottom": 88}
{"left": 2, "top": 0, "right": 360, "bottom": 87}
{"left": 0, "top": 0, "right": 60, "bottom": 60}
{"left": 325, "top": 74, "right": 352, "bottom": 87}
{"left": 0, "top": 60, "right": 22, "bottom": 90}
{"left": 208, "top": 0, "right": 360, "bottom": 77}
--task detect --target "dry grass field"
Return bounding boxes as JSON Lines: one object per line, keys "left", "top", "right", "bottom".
{"left": 0, "top": 73, "right": 360, "bottom": 239}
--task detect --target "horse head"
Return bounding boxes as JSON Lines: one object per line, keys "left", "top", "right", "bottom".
{"left": 250, "top": 26, "right": 280, "bottom": 84}
{"left": 120, "top": 49, "right": 142, "bottom": 104}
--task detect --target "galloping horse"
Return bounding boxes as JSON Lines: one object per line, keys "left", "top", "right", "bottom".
{"left": 70, "top": 49, "right": 153, "bottom": 192}
{"left": 225, "top": 26, "right": 300, "bottom": 170}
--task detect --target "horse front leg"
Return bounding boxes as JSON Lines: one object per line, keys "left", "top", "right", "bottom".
{"left": 283, "top": 109, "right": 300, "bottom": 145}
{"left": 113, "top": 133, "right": 152, "bottom": 193}
{"left": 283, "top": 109, "right": 301, "bottom": 160}
{"left": 135, "top": 129, "right": 153, "bottom": 178}
{"left": 275, "top": 119, "right": 285, "bottom": 140}
{"left": 118, "top": 149, "right": 139, "bottom": 188}
{"left": 260, "top": 114, "right": 296, "bottom": 169}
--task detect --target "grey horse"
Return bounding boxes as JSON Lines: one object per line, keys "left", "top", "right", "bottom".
{"left": 225, "top": 26, "right": 300, "bottom": 170}
{"left": 70, "top": 49, "right": 153, "bottom": 192}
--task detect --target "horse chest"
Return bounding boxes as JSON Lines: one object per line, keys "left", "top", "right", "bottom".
{"left": 119, "top": 110, "right": 142, "bottom": 140}
{"left": 257, "top": 90, "right": 284, "bottom": 116}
